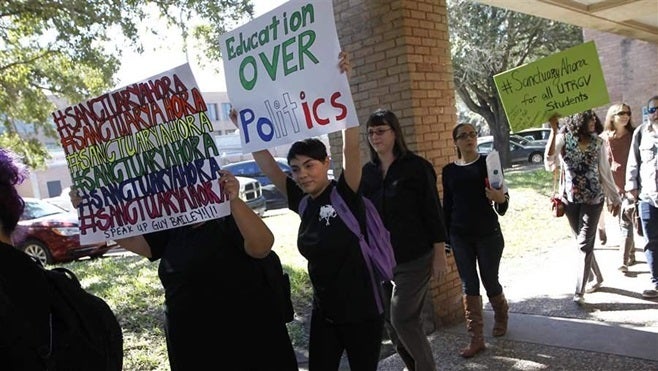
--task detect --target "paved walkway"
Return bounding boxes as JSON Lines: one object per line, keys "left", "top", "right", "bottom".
{"left": 377, "top": 216, "right": 658, "bottom": 370}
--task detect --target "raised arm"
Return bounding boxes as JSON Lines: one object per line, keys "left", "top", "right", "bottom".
{"left": 544, "top": 114, "right": 561, "bottom": 171}
{"left": 220, "top": 170, "right": 274, "bottom": 258}
{"left": 337, "top": 51, "right": 361, "bottom": 192}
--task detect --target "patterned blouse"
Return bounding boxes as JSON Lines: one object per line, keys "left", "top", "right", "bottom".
{"left": 545, "top": 131, "right": 621, "bottom": 206}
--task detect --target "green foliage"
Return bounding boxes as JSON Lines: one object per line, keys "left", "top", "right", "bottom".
{"left": 447, "top": 0, "right": 582, "bottom": 165}
{"left": 0, "top": 0, "right": 253, "bottom": 169}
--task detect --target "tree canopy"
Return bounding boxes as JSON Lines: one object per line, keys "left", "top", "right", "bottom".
{"left": 0, "top": 0, "right": 252, "bottom": 168}
{"left": 447, "top": 0, "right": 583, "bottom": 166}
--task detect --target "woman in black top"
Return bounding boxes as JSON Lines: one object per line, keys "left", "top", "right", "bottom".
{"left": 360, "top": 109, "right": 447, "bottom": 371}
{"left": 442, "top": 123, "right": 509, "bottom": 358}
{"left": 71, "top": 169, "right": 297, "bottom": 371}
{"left": 237, "top": 52, "right": 385, "bottom": 371}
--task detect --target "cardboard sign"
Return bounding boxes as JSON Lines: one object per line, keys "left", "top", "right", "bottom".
{"left": 494, "top": 41, "right": 610, "bottom": 132}
{"left": 52, "top": 64, "right": 231, "bottom": 244}
{"left": 219, "top": 0, "right": 358, "bottom": 153}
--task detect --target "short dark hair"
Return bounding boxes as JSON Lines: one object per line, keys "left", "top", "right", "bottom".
{"left": 287, "top": 138, "right": 328, "bottom": 163}
{"left": 366, "top": 109, "right": 409, "bottom": 163}
{"left": 0, "top": 148, "right": 28, "bottom": 236}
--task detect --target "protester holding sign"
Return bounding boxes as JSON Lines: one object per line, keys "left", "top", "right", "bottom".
{"left": 70, "top": 169, "right": 297, "bottom": 371}
{"left": 625, "top": 95, "right": 658, "bottom": 299}
{"left": 441, "top": 123, "right": 510, "bottom": 358}
{"left": 360, "top": 108, "right": 447, "bottom": 370}
{"left": 545, "top": 111, "right": 621, "bottom": 305}
{"left": 232, "top": 52, "right": 385, "bottom": 371}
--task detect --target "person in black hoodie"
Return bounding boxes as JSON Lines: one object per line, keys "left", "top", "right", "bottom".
{"left": 360, "top": 108, "right": 448, "bottom": 371}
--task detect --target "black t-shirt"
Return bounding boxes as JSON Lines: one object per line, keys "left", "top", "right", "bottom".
{"left": 143, "top": 218, "right": 297, "bottom": 370}
{"left": 287, "top": 175, "right": 380, "bottom": 324}
{"left": 441, "top": 155, "right": 508, "bottom": 241}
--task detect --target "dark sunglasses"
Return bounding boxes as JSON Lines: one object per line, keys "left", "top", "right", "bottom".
{"left": 649, "top": 107, "right": 658, "bottom": 114}
{"left": 615, "top": 111, "right": 631, "bottom": 116}
{"left": 455, "top": 131, "right": 477, "bottom": 140}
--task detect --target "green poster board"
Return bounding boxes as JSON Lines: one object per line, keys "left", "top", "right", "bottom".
{"left": 493, "top": 41, "right": 610, "bottom": 132}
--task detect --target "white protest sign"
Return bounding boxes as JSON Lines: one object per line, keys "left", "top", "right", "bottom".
{"left": 219, "top": 0, "right": 358, "bottom": 153}
{"left": 52, "top": 63, "right": 231, "bottom": 244}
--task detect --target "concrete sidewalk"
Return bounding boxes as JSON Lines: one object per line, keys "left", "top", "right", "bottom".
{"left": 377, "top": 218, "right": 658, "bottom": 370}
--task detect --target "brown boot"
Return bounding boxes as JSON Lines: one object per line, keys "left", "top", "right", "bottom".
{"left": 489, "top": 292, "right": 508, "bottom": 337}
{"left": 460, "top": 295, "right": 485, "bottom": 358}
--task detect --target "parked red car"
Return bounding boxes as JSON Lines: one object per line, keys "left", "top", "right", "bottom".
{"left": 11, "top": 198, "right": 116, "bottom": 265}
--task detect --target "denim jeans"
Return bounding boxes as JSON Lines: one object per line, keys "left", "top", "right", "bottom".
{"left": 451, "top": 230, "right": 505, "bottom": 296}
{"left": 638, "top": 201, "right": 658, "bottom": 286}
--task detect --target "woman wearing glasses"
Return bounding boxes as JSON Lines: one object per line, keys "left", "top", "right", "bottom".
{"left": 599, "top": 103, "right": 637, "bottom": 272}
{"left": 441, "top": 123, "right": 509, "bottom": 358}
{"left": 360, "top": 109, "right": 448, "bottom": 370}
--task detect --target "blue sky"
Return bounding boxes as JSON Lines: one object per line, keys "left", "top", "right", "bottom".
{"left": 115, "top": 0, "right": 286, "bottom": 92}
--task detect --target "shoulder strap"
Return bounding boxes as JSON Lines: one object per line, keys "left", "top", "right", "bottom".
{"left": 328, "top": 188, "right": 362, "bottom": 237}
{"left": 298, "top": 194, "right": 310, "bottom": 216}
{"left": 329, "top": 188, "right": 385, "bottom": 314}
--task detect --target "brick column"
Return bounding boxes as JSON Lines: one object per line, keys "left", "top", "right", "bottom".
{"left": 333, "top": 0, "right": 463, "bottom": 327}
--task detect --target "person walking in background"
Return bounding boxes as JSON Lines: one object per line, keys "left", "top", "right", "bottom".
{"left": 442, "top": 123, "right": 510, "bottom": 358}
{"left": 625, "top": 95, "right": 658, "bottom": 299}
{"left": 233, "top": 52, "right": 385, "bottom": 371}
{"left": 600, "top": 103, "right": 637, "bottom": 272}
{"left": 70, "top": 169, "right": 297, "bottom": 371}
{"left": 360, "top": 109, "right": 447, "bottom": 370}
{"left": 545, "top": 110, "right": 622, "bottom": 304}
{"left": 594, "top": 118, "right": 610, "bottom": 245}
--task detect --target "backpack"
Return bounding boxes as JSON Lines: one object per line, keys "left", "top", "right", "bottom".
{"left": 256, "top": 250, "right": 295, "bottom": 323}
{"left": 299, "top": 187, "right": 396, "bottom": 314}
{"left": 0, "top": 254, "right": 123, "bottom": 371}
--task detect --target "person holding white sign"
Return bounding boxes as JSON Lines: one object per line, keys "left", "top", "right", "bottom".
{"left": 232, "top": 52, "right": 385, "bottom": 371}
{"left": 545, "top": 111, "right": 621, "bottom": 305}
{"left": 360, "top": 108, "right": 447, "bottom": 371}
{"left": 441, "top": 123, "right": 510, "bottom": 358}
{"left": 70, "top": 169, "right": 297, "bottom": 371}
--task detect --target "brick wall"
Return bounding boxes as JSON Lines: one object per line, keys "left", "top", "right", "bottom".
{"left": 333, "top": 0, "right": 463, "bottom": 327}
{"left": 584, "top": 29, "right": 658, "bottom": 125}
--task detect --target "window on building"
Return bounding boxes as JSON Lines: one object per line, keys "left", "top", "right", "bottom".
{"left": 221, "top": 103, "right": 232, "bottom": 121}
{"left": 207, "top": 103, "right": 219, "bottom": 120}
{"left": 46, "top": 181, "right": 62, "bottom": 198}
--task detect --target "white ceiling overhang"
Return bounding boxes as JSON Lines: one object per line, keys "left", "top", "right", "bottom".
{"left": 471, "top": 0, "right": 658, "bottom": 44}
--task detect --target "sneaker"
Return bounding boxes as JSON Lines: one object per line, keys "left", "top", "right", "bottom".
{"left": 585, "top": 281, "right": 603, "bottom": 293}
{"left": 642, "top": 288, "right": 658, "bottom": 298}
{"left": 618, "top": 265, "right": 629, "bottom": 273}
{"left": 573, "top": 294, "right": 584, "bottom": 304}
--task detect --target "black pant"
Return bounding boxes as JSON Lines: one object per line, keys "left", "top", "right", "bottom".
{"left": 308, "top": 310, "right": 384, "bottom": 371}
